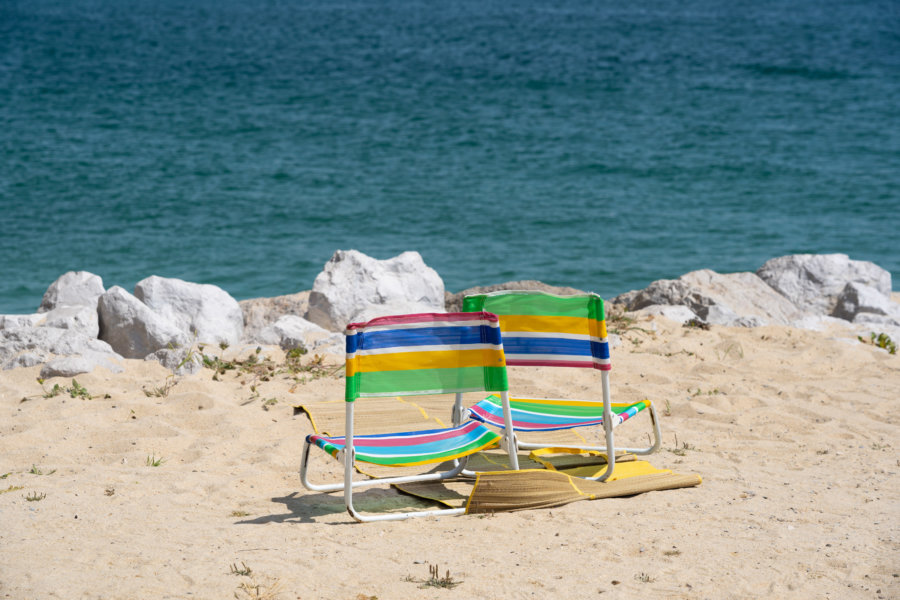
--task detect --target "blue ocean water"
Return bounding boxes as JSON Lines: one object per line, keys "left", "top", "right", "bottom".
{"left": 2, "top": 0, "right": 898, "bottom": 314}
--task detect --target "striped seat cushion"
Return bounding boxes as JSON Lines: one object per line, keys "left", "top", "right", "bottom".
{"left": 469, "top": 394, "right": 651, "bottom": 432}
{"left": 307, "top": 421, "right": 501, "bottom": 467}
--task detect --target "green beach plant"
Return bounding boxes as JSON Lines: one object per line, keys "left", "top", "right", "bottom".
{"left": 25, "top": 491, "right": 46, "bottom": 502}
{"left": 29, "top": 464, "right": 56, "bottom": 476}
{"left": 858, "top": 332, "right": 897, "bottom": 354}
{"left": 419, "top": 564, "right": 462, "bottom": 590}
{"left": 145, "top": 454, "right": 166, "bottom": 467}
{"left": 230, "top": 561, "right": 253, "bottom": 576}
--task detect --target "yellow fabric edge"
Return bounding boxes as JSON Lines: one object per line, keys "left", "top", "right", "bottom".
{"left": 347, "top": 348, "right": 506, "bottom": 376}
{"left": 504, "top": 397, "right": 650, "bottom": 410}
{"left": 528, "top": 447, "right": 606, "bottom": 471}
{"left": 500, "top": 315, "right": 607, "bottom": 338}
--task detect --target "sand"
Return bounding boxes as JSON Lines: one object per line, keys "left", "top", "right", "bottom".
{"left": 1, "top": 312, "right": 897, "bottom": 599}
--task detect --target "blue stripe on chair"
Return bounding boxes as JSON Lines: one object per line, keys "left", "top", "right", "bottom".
{"left": 504, "top": 337, "right": 610, "bottom": 360}
{"left": 346, "top": 325, "right": 502, "bottom": 353}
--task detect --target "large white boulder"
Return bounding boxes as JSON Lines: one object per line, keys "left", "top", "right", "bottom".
{"left": 97, "top": 286, "right": 188, "bottom": 359}
{"left": 134, "top": 276, "right": 243, "bottom": 346}
{"left": 305, "top": 250, "right": 445, "bottom": 331}
{"left": 0, "top": 326, "right": 122, "bottom": 373}
{"left": 756, "top": 254, "right": 892, "bottom": 315}
{"left": 613, "top": 269, "right": 805, "bottom": 327}
{"left": 38, "top": 271, "right": 105, "bottom": 313}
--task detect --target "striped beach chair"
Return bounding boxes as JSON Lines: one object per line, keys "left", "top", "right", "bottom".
{"left": 462, "top": 291, "right": 661, "bottom": 481}
{"left": 299, "top": 311, "right": 519, "bottom": 522}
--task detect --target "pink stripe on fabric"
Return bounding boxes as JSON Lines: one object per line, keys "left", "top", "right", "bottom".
{"left": 511, "top": 419, "right": 604, "bottom": 430}
{"left": 353, "top": 423, "right": 483, "bottom": 447}
{"left": 312, "top": 422, "right": 483, "bottom": 448}
{"left": 346, "top": 311, "right": 499, "bottom": 330}
{"left": 506, "top": 359, "right": 612, "bottom": 371}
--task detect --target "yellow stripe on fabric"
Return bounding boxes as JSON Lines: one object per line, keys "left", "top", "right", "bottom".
{"left": 565, "top": 459, "right": 671, "bottom": 480}
{"left": 528, "top": 447, "right": 606, "bottom": 471}
{"left": 509, "top": 398, "right": 650, "bottom": 413}
{"left": 500, "top": 315, "right": 607, "bottom": 338}
{"left": 346, "top": 348, "right": 507, "bottom": 377}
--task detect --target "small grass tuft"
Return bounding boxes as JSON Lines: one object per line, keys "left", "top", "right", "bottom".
{"left": 29, "top": 464, "right": 56, "bottom": 476}
{"left": 420, "top": 564, "right": 462, "bottom": 589}
{"left": 145, "top": 454, "right": 166, "bottom": 467}
{"left": 143, "top": 375, "right": 178, "bottom": 398}
{"left": 663, "top": 549, "right": 681, "bottom": 557}
{"left": 1, "top": 485, "right": 24, "bottom": 494}
{"left": 683, "top": 318, "right": 710, "bottom": 330}
{"left": 25, "top": 491, "right": 46, "bottom": 502}
{"left": 635, "top": 572, "right": 654, "bottom": 583}
{"left": 230, "top": 561, "right": 253, "bottom": 576}
{"left": 230, "top": 510, "right": 251, "bottom": 517}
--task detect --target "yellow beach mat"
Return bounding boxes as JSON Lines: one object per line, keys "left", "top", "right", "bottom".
{"left": 465, "top": 469, "right": 702, "bottom": 514}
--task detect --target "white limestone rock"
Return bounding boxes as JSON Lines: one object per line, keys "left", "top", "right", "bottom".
{"left": 613, "top": 269, "right": 804, "bottom": 327}
{"left": 1, "top": 326, "right": 121, "bottom": 371}
{"left": 134, "top": 276, "right": 243, "bottom": 346}
{"left": 0, "top": 314, "right": 42, "bottom": 330}
{"left": 40, "top": 354, "right": 124, "bottom": 378}
{"left": 35, "top": 304, "right": 100, "bottom": 337}
{"left": 239, "top": 291, "right": 310, "bottom": 343}
{"left": 832, "top": 282, "right": 900, "bottom": 326}
{"left": 97, "top": 286, "right": 188, "bottom": 359}
{"left": 756, "top": 254, "right": 892, "bottom": 316}
{"left": 38, "top": 271, "right": 105, "bottom": 313}
{"left": 305, "top": 250, "right": 445, "bottom": 331}
{"left": 633, "top": 304, "right": 698, "bottom": 324}
{"left": 256, "top": 314, "right": 340, "bottom": 352}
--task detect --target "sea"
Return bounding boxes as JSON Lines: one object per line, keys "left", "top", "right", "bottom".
{"left": 2, "top": 0, "right": 898, "bottom": 314}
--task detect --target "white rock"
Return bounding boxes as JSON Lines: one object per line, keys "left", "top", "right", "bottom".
{"left": 40, "top": 354, "right": 123, "bottom": 378}
{"left": 97, "top": 286, "right": 188, "bottom": 359}
{"left": 239, "top": 291, "right": 310, "bottom": 343}
{"left": 614, "top": 269, "right": 804, "bottom": 327}
{"left": 134, "top": 276, "right": 243, "bottom": 346}
{"left": 257, "top": 315, "right": 334, "bottom": 351}
{"left": 305, "top": 250, "right": 445, "bottom": 331}
{"left": 38, "top": 271, "right": 105, "bottom": 313}
{"left": 757, "top": 254, "right": 892, "bottom": 315}
{"left": 633, "top": 304, "right": 698, "bottom": 323}
{"left": 832, "top": 282, "right": 900, "bottom": 324}
{"left": 36, "top": 304, "right": 100, "bottom": 338}
{"left": 0, "top": 314, "right": 43, "bottom": 330}
{"left": 1, "top": 326, "right": 121, "bottom": 370}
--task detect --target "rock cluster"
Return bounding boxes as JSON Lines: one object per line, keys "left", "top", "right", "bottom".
{"left": 2, "top": 251, "right": 897, "bottom": 378}
{"left": 613, "top": 253, "right": 899, "bottom": 334}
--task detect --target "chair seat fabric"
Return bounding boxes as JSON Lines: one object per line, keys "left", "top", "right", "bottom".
{"left": 469, "top": 394, "right": 651, "bottom": 432}
{"left": 307, "top": 420, "right": 501, "bottom": 467}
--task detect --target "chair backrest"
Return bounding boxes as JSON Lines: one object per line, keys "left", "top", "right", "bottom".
{"left": 461, "top": 291, "right": 610, "bottom": 371}
{"left": 344, "top": 311, "right": 509, "bottom": 402}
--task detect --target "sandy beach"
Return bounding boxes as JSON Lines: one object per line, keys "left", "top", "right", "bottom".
{"left": 1, "top": 308, "right": 897, "bottom": 599}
